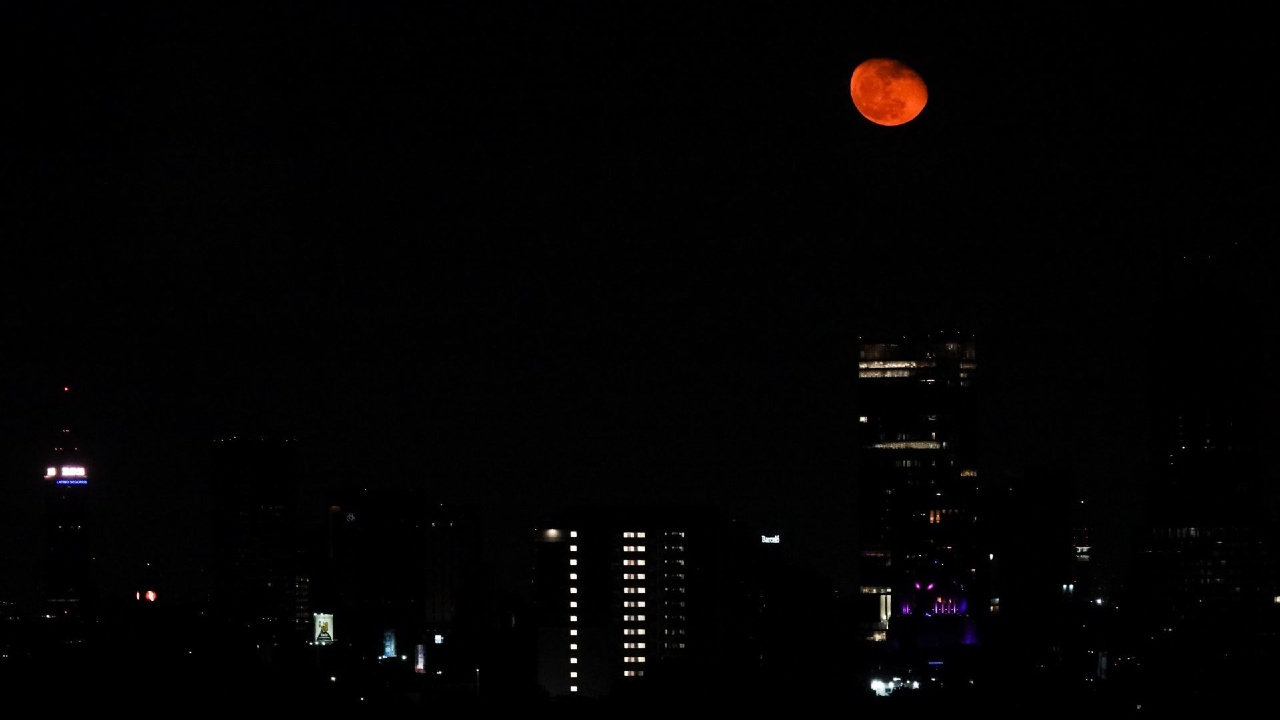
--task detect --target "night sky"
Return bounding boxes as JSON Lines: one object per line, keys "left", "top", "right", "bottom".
{"left": 2, "top": 4, "right": 1276, "bottom": 597}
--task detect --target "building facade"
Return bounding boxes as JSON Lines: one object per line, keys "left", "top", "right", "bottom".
{"left": 853, "top": 334, "right": 991, "bottom": 659}
{"left": 530, "top": 506, "right": 770, "bottom": 702}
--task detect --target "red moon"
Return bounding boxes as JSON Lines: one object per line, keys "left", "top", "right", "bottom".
{"left": 850, "top": 58, "right": 927, "bottom": 127}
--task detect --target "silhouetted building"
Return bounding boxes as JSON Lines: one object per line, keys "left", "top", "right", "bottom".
{"left": 206, "top": 434, "right": 311, "bottom": 659}
{"left": 1132, "top": 248, "right": 1280, "bottom": 689}
{"left": 313, "top": 486, "right": 489, "bottom": 700}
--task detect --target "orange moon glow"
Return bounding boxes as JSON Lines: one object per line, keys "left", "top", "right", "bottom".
{"left": 850, "top": 58, "right": 927, "bottom": 127}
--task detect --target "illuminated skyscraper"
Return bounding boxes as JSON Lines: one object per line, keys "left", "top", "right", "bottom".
{"left": 853, "top": 334, "right": 990, "bottom": 655}
{"left": 40, "top": 385, "right": 97, "bottom": 633}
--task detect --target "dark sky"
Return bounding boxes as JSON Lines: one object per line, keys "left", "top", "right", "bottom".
{"left": 2, "top": 4, "right": 1277, "bottom": 596}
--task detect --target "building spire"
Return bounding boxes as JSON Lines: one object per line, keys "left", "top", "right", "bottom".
{"left": 44, "top": 384, "right": 88, "bottom": 485}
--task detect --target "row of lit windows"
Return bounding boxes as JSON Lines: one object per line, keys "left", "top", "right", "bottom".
{"left": 622, "top": 545, "right": 646, "bottom": 553}
{"left": 623, "top": 532, "right": 647, "bottom": 538}
{"left": 623, "top": 587, "right": 646, "bottom": 594}
{"left": 859, "top": 360, "right": 934, "bottom": 370}
{"left": 859, "top": 369, "right": 915, "bottom": 378}
{"left": 871, "top": 440, "right": 942, "bottom": 450}
{"left": 622, "top": 615, "right": 646, "bottom": 622}
{"left": 623, "top": 642, "right": 646, "bottom": 649}
{"left": 927, "top": 509, "right": 958, "bottom": 524}
{"left": 623, "top": 628, "right": 646, "bottom": 635}
{"left": 622, "top": 573, "right": 646, "bottom": 580}
{"left": 623, "top": 656, "right": 647, "bottom": 663}
{"left": 623, "top": 559, "right": 646, "bottom": 566}
{"left": 623, "top": 601, "right": 646, "bottom": 608}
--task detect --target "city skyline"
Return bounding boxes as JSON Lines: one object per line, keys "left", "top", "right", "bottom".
{"left": 3, "top": 5, "right": 1277, "bottom": 602}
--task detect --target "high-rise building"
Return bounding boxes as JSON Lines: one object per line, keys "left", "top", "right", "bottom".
{"left": 205, "top": 434, "right": 311, "bottom": 659}
{"left": 853, "top": 334, "right": 991, "bottom": 662}
{"left": 1131, "top": 247, "right": 1280, "bottom": 687}
{"left": 529, "top": 505, "right": 780, "bottom": 702}
{"left": 40, "top": 385, "right": 98, "bottom": 634}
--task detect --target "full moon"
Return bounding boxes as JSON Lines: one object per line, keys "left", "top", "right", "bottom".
{"left": 850, "top": 58, "right": 927, "bottom": 127}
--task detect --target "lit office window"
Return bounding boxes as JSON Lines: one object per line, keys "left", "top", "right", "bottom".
{"left": 570, "top": 531, "right": 578, "bottom": 538}
{"left": 570, "top": 643, "right": 578, "bottom": 650}
{"left": 570, "top": 629, "right": 578, "bottom": 636}
{"left": 570, "top": 601, "right": 578, "bottom": 608}
{"left": 569, "top": 573, "right": 578, "bottom": 580}
{"left": 569, "top": 559, "right": 578, "bottom": 566}
{"left": 569, "top": 545, "right": 578, "bottom": 552}
{"left": 570, "top": 657, "right": 578, "bottom": 664}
